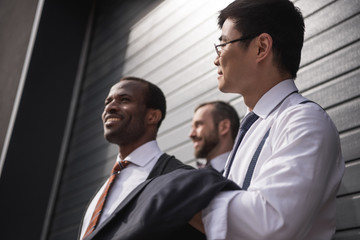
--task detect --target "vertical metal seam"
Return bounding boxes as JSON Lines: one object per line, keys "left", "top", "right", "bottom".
{"left": 40, "top": 1, "right": 96, "bottom": 239}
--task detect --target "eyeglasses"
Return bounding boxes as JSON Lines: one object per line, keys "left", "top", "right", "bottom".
{"left": 214, "top": 35, "right": 254, "bottom": 56}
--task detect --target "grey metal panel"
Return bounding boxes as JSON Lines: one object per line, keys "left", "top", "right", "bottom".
{"left": 341, "top": 128, "right": 360, "bottom": 163}
{"left": 294, "top": 0, "right": 333, "bottom": 18}
{"left": 333, "top": 228, "right": 360, "bottom": 240}
{"left": 297, "top": 40, "right": 360, "bottom": 92}
{"left": 327, "top": 98, "right": 360, "bottom": 133}
{"left": 65, "top": 145, "right": 117, "bottom": 177}
{"left": 123, "top": 2, "right": 225, "bottom": 76}
{"left": 336, "top": 193, "right": 360, "bottom": 230}
{"left": 338, "top": 160, "right": 360, "bottom": 196}
{"left": 301, "top": 14, "right": 360, "bottom": 67}
{"left": 49, "top": 208, "right": 85, "bottom": 239}
{"left": 303, "top": 68, "right": 360, "bottom": 109}
{"left": 304, "top": 0, "right": 360, "bottom": 40}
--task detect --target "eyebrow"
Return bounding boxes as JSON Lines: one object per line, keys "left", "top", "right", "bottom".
{"left": 219, "top": 35, "right": 229, "bottom": 42}
{"left": 193, "top": 120, "right": 204, "bottom": 126}
{"left": 105, "top": 93, "right": 130, "bottom": 102}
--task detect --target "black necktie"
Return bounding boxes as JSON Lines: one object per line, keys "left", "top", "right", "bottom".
{"left": 224, "top": 112, "right": 259, "bottom": 178}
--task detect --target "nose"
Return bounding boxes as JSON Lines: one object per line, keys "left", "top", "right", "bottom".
{"left": 214, "top": 55, "right": 220, "bottom": 66}
{"left": 188, "top": 128, "right": 196, "bottom": 139}
{"left": 104, "top": 100, "right": 119, "bottom": 114}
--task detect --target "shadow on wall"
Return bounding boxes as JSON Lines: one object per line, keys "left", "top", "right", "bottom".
{"left": 45, "top": 0, "right": 166, "bottom": 240}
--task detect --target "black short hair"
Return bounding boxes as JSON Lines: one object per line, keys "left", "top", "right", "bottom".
{"left": 218, "top": 0, "right": 304, "bottom": 78}
{"left": 195, "top": 101, "right": 240, "bottom": 141}
{"left": 120, "top": 76, "right": 166, "bottom": 128}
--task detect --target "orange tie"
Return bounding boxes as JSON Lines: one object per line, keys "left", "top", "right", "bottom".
{"left": 82, "top": 160, "right": 130, "bottom": 239}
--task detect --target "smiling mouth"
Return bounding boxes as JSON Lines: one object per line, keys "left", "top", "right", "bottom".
{"left": 192, "top": 138, "right": 202, "bottom": 148}
{"left": 106, "top": 117, "right": 120, "bottom": 122}
{"left": 104, "top": 117, "right": 122, "bottom": 125}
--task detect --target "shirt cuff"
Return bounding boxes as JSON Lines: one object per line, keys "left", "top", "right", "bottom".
{"left": 202, "top": 190, "right": 240, "bottom": 240}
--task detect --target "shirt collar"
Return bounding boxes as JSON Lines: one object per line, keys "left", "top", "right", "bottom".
{"left": 209, "top": 151, "right": 230, "bottom": 172}
{"left": 117, "top": 140, "right": 162, "bottom": 167}
{"left": 253, "top": 79, "right": 298, "bottom": 119}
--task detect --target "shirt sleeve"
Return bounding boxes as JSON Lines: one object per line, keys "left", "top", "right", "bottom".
{"left": 202, "top": 104, "right": 344, "bottom": 239}
{"left": 202, "top": 190, "right": 239, "bottom": 240}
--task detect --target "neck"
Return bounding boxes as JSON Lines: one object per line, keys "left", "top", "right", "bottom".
{"left": 206, "top": 140, "right": 233, "bottom": 161}
{"left": 244, "top": 72, "right": 291, "bottom": 110}
{"left": 118, "top": 136, "right": 156, "bottom": 159}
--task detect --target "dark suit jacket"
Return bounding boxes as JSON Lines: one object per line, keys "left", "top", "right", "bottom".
{"left": 81, "top": 154, "right": 240, "bottom": 240}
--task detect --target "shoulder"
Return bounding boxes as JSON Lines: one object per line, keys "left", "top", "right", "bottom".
{"left": 147, "top": 153, "right": 194, "bottom": 179}
{"left": 271, "top": 99, "right": 340, "bottom": 149}
{"left": 161, "top": 153, "right": 194, "bottom": 171}
{"left": 271, "top": 93, "right": 335, "bottom": 132}
{"left": 277, "top": 100, "right": 335, "bottom": 131}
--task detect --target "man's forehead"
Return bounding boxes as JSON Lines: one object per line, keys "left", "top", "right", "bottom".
{"left": 195, "top": 105, "right": 214, "bottom": 118}
{"left": 220, "top": 18, "right": 241, "bottom": 40}
{"left": 110, "top": 80, "right": 145, "bottom": 92}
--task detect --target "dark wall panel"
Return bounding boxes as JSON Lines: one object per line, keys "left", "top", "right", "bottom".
{"left": 0, "top": 1, "right": 92, "bottom": 240}
{"left": 46, "top": 1, "right": 165, "bottom": 239}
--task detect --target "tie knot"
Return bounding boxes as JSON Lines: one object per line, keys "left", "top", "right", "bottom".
{"left": 111, "top": 160, "right": 129, "bottom": 174}
{"left": 240, "top": 112, "right": 259, "bottom": 131}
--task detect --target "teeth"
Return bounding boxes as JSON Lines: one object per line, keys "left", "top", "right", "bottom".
{"left": 106, "top": 118, "right": 120, "bottom": 122}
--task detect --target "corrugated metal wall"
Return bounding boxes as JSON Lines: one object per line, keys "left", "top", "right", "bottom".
{"left": 47, "top": 0, "right": 360, "bottom": 239}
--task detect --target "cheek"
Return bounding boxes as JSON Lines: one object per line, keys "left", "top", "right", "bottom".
{"left": 197, "top": 127, "right": 205, "bottom": 136}
{"left": 222, "top": 55, "right": 239, "bottom": 73}
{"left": 224, "top": 55, "right": 245, "bottom": 78}
{"left": 221, "top": 66, "right": 239, "bottom": 90}
{"left": 220, "top": 57, "right": 235, "bottom": 82}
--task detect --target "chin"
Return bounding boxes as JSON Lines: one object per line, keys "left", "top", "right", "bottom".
{"left": 218, "top": 84, "right": 231, "bottom": 93}
{"left": 218, "top": 80, "right": 230, "bottom": 93}
{"left": 219, "top": 87, "right": 228, "bottom": 93}
{"left": 218, "top": 83, "right": 225, "bottom": 92}
{"left": 104, "top": 131, "right": 119, "bottom": 144}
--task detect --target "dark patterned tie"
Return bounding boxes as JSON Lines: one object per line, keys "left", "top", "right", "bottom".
{"left": 196, "top": 160, "right": 207, "bottom": 169}
{"left": 82, "top": 160, "right": 130, "bottom": 239}
{"left": 224, "top": 112, "right": 259, "bottom": 178}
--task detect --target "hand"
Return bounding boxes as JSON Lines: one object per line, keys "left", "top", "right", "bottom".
{"left": 189, "top": 211, "right": 205, "bottom": 233}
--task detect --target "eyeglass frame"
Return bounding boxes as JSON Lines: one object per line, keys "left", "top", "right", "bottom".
{"left": 214, "top": 35, "right": 256, "bottom": 56}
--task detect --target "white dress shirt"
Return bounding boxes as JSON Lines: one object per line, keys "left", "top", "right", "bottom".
{"left": 80, "top": 140, "right": 162, "bottom": 239}
{"left": 209, "top": 151, "right": 230, "bottom": 172}
{"left": 202, "top": 80, "right": 344, "bottom": 239}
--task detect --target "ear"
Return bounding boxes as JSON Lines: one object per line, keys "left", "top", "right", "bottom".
{"left": 255, "top": 33, "right": 273, "bottom": 63}
{"left": 146, "top": 109, "right": 162, "bottom": 126}
{"left": 218, "top": 119, "right": 231, "bottom": 136}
